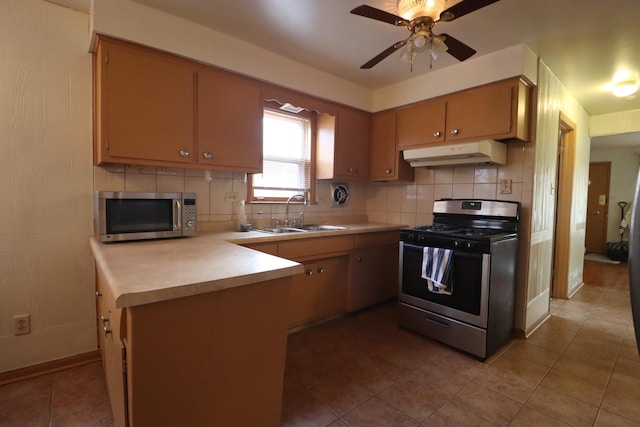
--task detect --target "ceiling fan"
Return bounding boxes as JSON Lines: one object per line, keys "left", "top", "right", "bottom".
{"left": 350, "top": 0, "right": 501, "bottom": 69}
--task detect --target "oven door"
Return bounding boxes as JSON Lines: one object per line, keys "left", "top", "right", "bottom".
{"left": 399, "top": 242, "right": 489, "bottom": 328}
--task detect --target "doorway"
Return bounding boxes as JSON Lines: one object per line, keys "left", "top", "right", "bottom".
{"left": 551, "top": 114, "right": 576, "bottom": 299}
{"left": 585, "top": 162, "right": 611, "bottom": 253}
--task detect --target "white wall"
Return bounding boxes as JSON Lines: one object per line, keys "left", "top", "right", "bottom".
{"left": 0, "top": 0, "right": 95, "bottom": 372}
{"left": 589, "top": 147, "right": 640, "bottom": 242}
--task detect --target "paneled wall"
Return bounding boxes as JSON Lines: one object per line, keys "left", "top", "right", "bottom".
{"left": 521, "top": 61, "right": 591, "bottom": 332}
{"left": 0, "top": 0, "right": 94, "bottom": 372}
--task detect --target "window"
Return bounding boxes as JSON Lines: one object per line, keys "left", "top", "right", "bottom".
{"left": 250, "top": 108, "right": 314, "bottom": 202}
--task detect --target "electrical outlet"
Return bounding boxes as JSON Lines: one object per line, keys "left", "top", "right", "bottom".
{"left": 13, "top": 314, "right": 30, "bottom": 336}
{"left": 500, "top": 179, "right": 512, "bottom": 194}
{"left": 225, "top": 192, "right": 238, "bottom": 202}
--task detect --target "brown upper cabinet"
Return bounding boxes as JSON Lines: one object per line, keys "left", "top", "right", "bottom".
{"left": 397, "top": 77, "right": 531, "bottom": 149}
{"left": 369, "top": 109, "right": 414, "bottom": 182}
{"left": 94, "top": 37, "right": 262, "bottom": 172}
{"left": 94, "top": 37, "right": 196, "bottom": 166}
{"left": 317, "top": 106, "right": 371, "bottom": 180}
{"left": 196, "top": 68, "right": 262, "bottom": 172}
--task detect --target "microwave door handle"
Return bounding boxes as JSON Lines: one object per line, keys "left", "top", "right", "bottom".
{"left": 174, "top": 200, "right": 182, "bottom": 231}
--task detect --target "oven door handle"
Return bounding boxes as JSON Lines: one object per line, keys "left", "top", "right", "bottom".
{"left": 425, "top": 317, "right": 449, "bottom": 328}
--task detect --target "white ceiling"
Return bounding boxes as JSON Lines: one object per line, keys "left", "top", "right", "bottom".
{"left": 47, "top": 0, "right": 640, "bottom": 147}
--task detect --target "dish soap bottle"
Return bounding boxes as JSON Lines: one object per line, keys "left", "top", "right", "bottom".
{"left": 237, "top": 200, "right": 247, "bottom": 231}
{"left": 255, "top": 210, "right": 265, "bottom": 229}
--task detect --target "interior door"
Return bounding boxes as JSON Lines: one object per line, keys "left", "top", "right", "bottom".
{"left": 585, "top": 162, "right": 611, "bottom": 253}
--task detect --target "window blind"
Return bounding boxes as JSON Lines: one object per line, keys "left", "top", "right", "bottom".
{"left": 253, "top": 109, "right": 311, "bottom": 200}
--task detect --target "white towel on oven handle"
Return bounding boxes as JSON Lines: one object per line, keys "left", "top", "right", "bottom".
{"left": 421, "top": 247, "right": 454, "bottom": 295}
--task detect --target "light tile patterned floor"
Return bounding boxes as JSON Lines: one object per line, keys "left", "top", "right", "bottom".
{"left": 1, "top": 260, "right": 638, "bottom": 426}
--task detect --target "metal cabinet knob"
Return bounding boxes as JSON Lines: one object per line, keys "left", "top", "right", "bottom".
{"left": 103, "top": 326, "right": 112, "bottom": 337}
{"left": 202, "top": 151, "right": 213, "bottom": 160}
{"left": 306, "top": 268, "right": 313, "bottom": 276}
{"left": 357, "top": 257, "right": 363, "bottom": 262}
{"left": 348, "top": 167, "right": 354, "bottom": 173}
{"left": 95, "top": 291, "right": 102, "bottom": 299}
{"left": 317, "top": 267, "right": 324, "bottom": 273}
{"left": 179, "top": 149, "right": 191, "bottom": 158}
{"left": 100, "top": 316, "right": 109, "bottom": 325}
{"left": 385, "top": 168, "right": 392, "bottom": 174}
{"left": 450, "top": 129, "right": 459, "bottom": 135}
{"left": 434, "top": 131, "right": 441, "bottom": 137}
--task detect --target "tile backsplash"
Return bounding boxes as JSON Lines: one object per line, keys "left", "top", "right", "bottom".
{"left": 94, "top": 141, "right": 529, "bottom": 232}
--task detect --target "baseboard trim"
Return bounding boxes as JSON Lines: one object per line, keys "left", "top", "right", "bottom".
{"left": 0, "top": 350, "right": 101, "bottom": 386}
{"left": 524, "top": 313, "right": 552, "bottom": 338}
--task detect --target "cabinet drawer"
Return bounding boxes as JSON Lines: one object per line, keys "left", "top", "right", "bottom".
{"left": 278, "top": 235, "right": 353, "bottom": 260}
{"left": 353, "top": 231, "right": 400, "bottom": 249}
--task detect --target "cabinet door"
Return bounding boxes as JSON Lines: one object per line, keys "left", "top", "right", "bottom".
{"left": 370, "top": 110, "right": 414, "bottom": 182}
{"left": 97, "top": 39, "right": 195, "bottom": 165}
{"left": 289, "top": 256, "right": 348, "bottom": 327}
{"left": 445, "top": 79, "right": 514, "bottom": 142}
{"left": 397, "top": 99, "right": 446, "bottom": 149}
{"left": 197, "top": 68, "right": 263, "bottom": 172}
{"left": 349, "top": 245, "right": 398, "bottom": 311}
{"left": 334, "top": 107, "right": 370, "bottom": 179}
{"left": 96, "top": 270, "right": 127, "bottom": 427}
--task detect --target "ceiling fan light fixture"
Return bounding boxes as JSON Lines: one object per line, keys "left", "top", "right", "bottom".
{"left": 397, "top": 0, "right": 446, "bottom": 20}
{"left": 612, "top": 80, "right": 639, "bottom": 97}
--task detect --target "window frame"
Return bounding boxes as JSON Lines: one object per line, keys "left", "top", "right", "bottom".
{"left": 247, "top": 102, "right": 316, "bottom": 204}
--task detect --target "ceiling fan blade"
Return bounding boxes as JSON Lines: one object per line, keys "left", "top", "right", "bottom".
{"left": 440, "top": 34, "right": 476, "bottom": 61}
{"left": 361, "top": 40, "right": 409, "bottom": 69}
{"left": 439, "top": 0, "right": 501, "bottom": 22}
{"left": 350, "top": 5, "right": 408, "bottom": 26}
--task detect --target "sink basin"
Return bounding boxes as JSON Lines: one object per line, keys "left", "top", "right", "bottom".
{"left": 299, "top": 224, "right": 348, "bottom": 231}
{"left": 255, "top": 227, "right": 307, "bottom": 234}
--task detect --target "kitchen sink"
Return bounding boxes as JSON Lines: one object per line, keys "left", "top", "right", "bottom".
{"left": 255, "top": 227, "right": 307, "bottom": 234}
{"left": 299, "top": 224, "right": 348, "bottom": 231}
{"left": 255, "top": 224, "right": 348, "bottom": 234}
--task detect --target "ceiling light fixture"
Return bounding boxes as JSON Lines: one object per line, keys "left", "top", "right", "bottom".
{"left": 397, "top": 0, "right": 446, "bottom": 20}
{"left": 612, "top": 80, "right": 639, "bottom": 98}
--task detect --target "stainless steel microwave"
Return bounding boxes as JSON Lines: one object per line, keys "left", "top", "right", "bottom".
{"left": 94, "top": 191, "right": 197, "bottom": 243}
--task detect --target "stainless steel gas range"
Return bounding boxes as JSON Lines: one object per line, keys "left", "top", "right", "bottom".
{"left": 398, "top": 199, "right": 520, "bottom": 360}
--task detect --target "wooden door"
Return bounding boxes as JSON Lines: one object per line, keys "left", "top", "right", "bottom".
{"left": 445, "top": 79, "right": 514, "bottom": 142}
{"left": 585, "top": 162, "right": 611, "bottom": 253}
{"left": 397, "top": 99, "right": 446, "bottom": 148}
{"left": 98, "top": 38, "right": 195, "bottom": 164}
{"left": 197, "top": 68, "right": 263, "bottom": 172}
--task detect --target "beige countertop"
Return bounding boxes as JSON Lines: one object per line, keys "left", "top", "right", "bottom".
{"left": 90, "top": 223, "right": 402, "bottom": 309}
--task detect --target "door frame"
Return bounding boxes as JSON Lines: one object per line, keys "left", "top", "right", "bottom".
{"left": 552, "top": 113, "right": 576, "bottom": 299}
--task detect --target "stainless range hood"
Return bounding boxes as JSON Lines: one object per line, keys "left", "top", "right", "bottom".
{"left": 403, "top": 140, "right": 507, "bottom": 168}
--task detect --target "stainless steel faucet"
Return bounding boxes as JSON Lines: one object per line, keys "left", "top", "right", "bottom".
{"left": 284, "top": 194, "right": 307, "bottom": 227}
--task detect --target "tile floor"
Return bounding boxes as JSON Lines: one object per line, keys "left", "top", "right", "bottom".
{"left": 1, "top": 259, "right": 638, "bottom": 426}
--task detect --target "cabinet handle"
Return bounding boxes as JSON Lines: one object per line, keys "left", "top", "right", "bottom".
{"left": 347, "top": 167, "right": 354, "bottom": 173}
{"left": 317, "top": 267, "right": 324, "bottom": 273}
{"left": 385, "top": 168, "right": 392, "bottom": 174}
{"left": 433, "top": 131, "right": 441, "bottom": 138}
{"left": 95, "top": 291, "right": 102, "bottom": 299}
{"left": 450, "top": 129, "right": 459, "bottom": 135}
{"left": 179, "top": 149, "right": 191, "bottom": 158}
{"left": 306, "top": 268, "right": 313, "bottom": 276}
{"left": 100, "top": 316, "right": 109, "bottom": 325}
{"left": 202, "top": 151, "right": 213, "bottom": 160}
{"left": 103, "top": 326, "right": 112, "bottom": 337}
{"left": 357, "top": 257, "right": 363, "bottom": 262}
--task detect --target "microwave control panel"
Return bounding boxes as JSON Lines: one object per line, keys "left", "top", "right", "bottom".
{"left": 183, "top": 196, "right": 197, "bottom": 235}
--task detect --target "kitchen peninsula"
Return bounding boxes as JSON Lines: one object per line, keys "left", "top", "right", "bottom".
{"left": 90, "top": 224, "right": 401, "bottom": 426}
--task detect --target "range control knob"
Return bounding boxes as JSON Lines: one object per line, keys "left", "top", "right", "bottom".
{"left": 187, "top": 220, "right": 194, "bottom": 227}
{"left": 454, "top": 240, "right": 473, "bottom": 249}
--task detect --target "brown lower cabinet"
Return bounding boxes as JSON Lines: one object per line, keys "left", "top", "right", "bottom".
{"left": 96, "top": 268, "right": 292, "bottom": 427}
{"left": 289, "top": 256, "right": 349, "bottom": 327}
